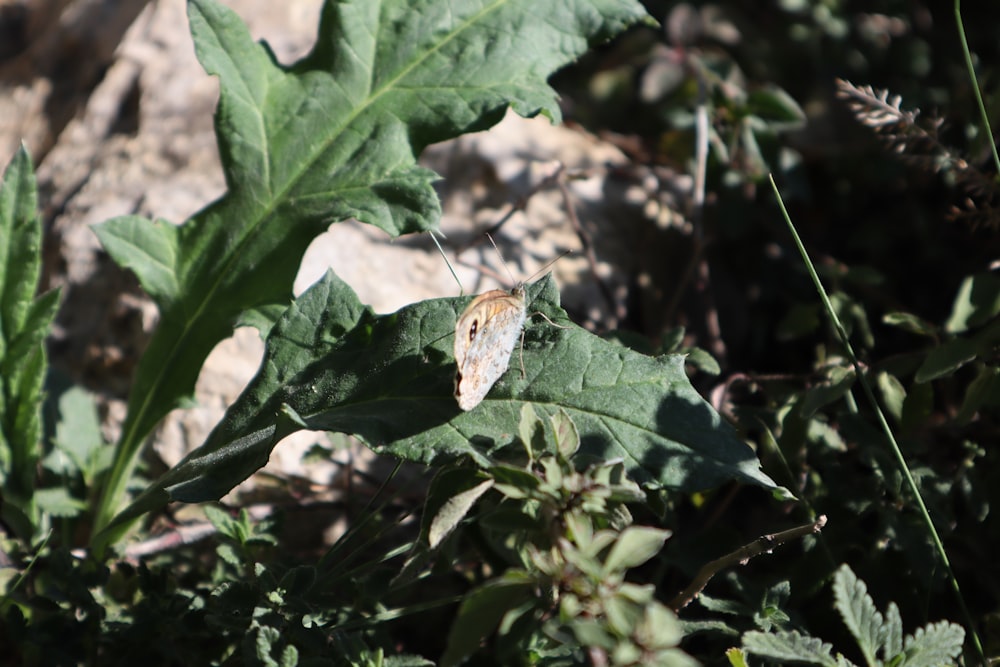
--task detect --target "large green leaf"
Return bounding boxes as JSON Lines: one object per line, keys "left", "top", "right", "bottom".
{"left": 90, "top": 0, "right": 647, "bottom": 537}
{"left": 98, "top": 272, "right": 775, "bottom": 544}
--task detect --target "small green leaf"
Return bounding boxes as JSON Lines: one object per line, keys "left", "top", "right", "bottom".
{"left": 684, "top": 347, "right": 722, "bottom": 375}
{"left": 278, "top": 645, "right": 298, "bottom": 667}
{"left": 384, "top": 656, "right": 435, "bottom": 667}
{"left": 742, "top": 630, "right": 840, "bottom": 667}
{"left": 914, "top": 338, "right": 978, "bottom": 383}
{"left": 882, "top": 602, "right": 903, "bottom": 662}
{"left": 747, "top": 86, "right": 807, "bottom": 126}
{"left": 883, "top": 312, "right": 938, "bottom": 339}
{"left": 429, "top": 478, "right": 494, "bottom": 549}
{"left": 603, "top": 526, "right": 670, "bottom": 573}
{"left": 569, "top": 618, "right": 617, "bottom": 650}
{"left": 252, "top": 624, "right": 284, "bottom": 667}
{"left": 955, "top": 365, "right": 1000, "bottom": 424}
{"left": 518, "top": 404, "right": 544, "bottom": 460}
{"left": 92, "top": 216, "right": 180, "bottom": 305}
{"left": 49, "top": 383, "right": 106, "bottom": 483}
{"left": 901, "top": 380, "right": 933, "bottom": 432}
{"left": 1, "top": 147, "right": 44, "bottom": 335}
{"left": 726, "top": 647, "right": 751, "bottom": 667}
{"left": 491, "top": 464, "right": 544, "bottom": 500}
{"left": 877, "top": 372, "right": 906, "bottom": 423}
{"left": 945, "top": 272, "right": 1000, "bottom": 333}
{"left": 832, "top": 565, "right": 882, "bottom": 667}
{"left": 565, "top": 511, "right": 595, "bottom": 547}
{"left": 605, "top": 592, "right": 644, "bottom": 637}
{"left": 440, "top": 572, "right": 535, "bottom": 667}
{"left": 635, "top": 603, "right": 684, "bottom": 650}
{"left": 800, "top": 366, "right": 856, "bottom": 417}
{"left": 33, "top": 488, "right": 87, "bottom": 518}
{"left": 900, "top": 620, "right": 964, "bottom": 667}
{"left": 549, "top": 409, "right": 580, "bottom": 461}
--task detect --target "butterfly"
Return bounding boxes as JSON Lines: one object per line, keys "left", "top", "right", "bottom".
{"left": 453, "top": 285, "right": 527, "bottom": 411}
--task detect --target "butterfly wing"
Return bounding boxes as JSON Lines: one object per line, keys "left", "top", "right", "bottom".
{"left": 454, "top": 288, "right": 527, "bottom": 411}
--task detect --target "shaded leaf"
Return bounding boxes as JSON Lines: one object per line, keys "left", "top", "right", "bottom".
{"left": 747, "top": 85, "right": 807, "bottom": 127}
{"left": 914, "top": 338, "right": 978, "bottom": 383}
{"left": 800, "top": 366, "right": 856, "bottom": 417}
{"left": 883, "top": 312, "right": 938, "bottom": 339}
{"left": 877, "top": 372, "right": 906, "bottom": 423}
{"left": 440, "top": 571, "right": 535, "bottom": 667}
{"left": 101, "top": 273, "right": 774, "bottom": 540}
{"left": 900, "top": 380, "right": 933, "bottom": 433}
{"left": 956, "top": 365, "right": 1000, "bottom": 424}
{"left": 429, "top": 477, "right": 494, "bottom": 549}
{"left": 945, "top": 272, "right": 1000, "bottom": 334}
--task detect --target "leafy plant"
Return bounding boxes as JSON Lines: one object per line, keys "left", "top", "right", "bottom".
{"left": 737, "top": 564, "right": 964, "bottom": 667}
{"left": 88, "top": 0, "right": 657, "bottom": 543}
{"left": 97, "top": 269, "right": 776, "bottom": 545}
{"left": 436, "top": 406, "right": 697, "bottom": 667}
{"left": 0, "top": 147, "right": 61, "bottom": 541}
{"left": 83, "top": 0, "right": 782, "bottom": 556}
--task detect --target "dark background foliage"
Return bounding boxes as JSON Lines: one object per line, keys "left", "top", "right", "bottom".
{"left": 552, "top": 1, "right": 1000, "bottom": 662}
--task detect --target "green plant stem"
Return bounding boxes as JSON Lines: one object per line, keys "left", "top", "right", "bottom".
{"left": 955, "top": 0, "right": 1000, "bottom": 179}
{"left": 768, "top": 174, "right": 986, "bottom": 666}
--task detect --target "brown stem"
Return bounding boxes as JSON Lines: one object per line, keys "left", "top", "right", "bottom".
{"left": 668, "top": 515, "right": 828, "bottom": 611}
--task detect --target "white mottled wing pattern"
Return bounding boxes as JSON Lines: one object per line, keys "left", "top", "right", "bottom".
{"left": 453, "top": 286, "right": 527, "bottom": 411}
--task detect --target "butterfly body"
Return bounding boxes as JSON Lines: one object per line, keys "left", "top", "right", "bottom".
{"left": 453, "top": 286, "right": 527, "bottom": 411}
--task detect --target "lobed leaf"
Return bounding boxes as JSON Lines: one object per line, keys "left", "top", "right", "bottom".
{"left": 99, "top": 273, "right": 776, "bottom": 539}
{"left": 742, "top": 629, "right": 841, "bottom": 667}
{"left": 882, "top": 602, "right": 903, "bottom": 662}
{"left": 832, "top": 564, "right": 883, "bottom": 667}
{"left": 90, "top": 0, "right": 648, "bottom": 537}
{"left": 900, "top": 620, "right": 964, "bottom": 667}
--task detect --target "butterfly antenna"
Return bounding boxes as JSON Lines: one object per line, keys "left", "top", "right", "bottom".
{"left": 485, "top": 232, "right": 519, "bottom": 287}
{"left": 487, "top": 232, "right": 575, "bottom": 286}
{"left": 430, "top": 230, "right": 465, "bottom": 296}
{"left": 525, "top": 248, "right": 574, "bottom": 283}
